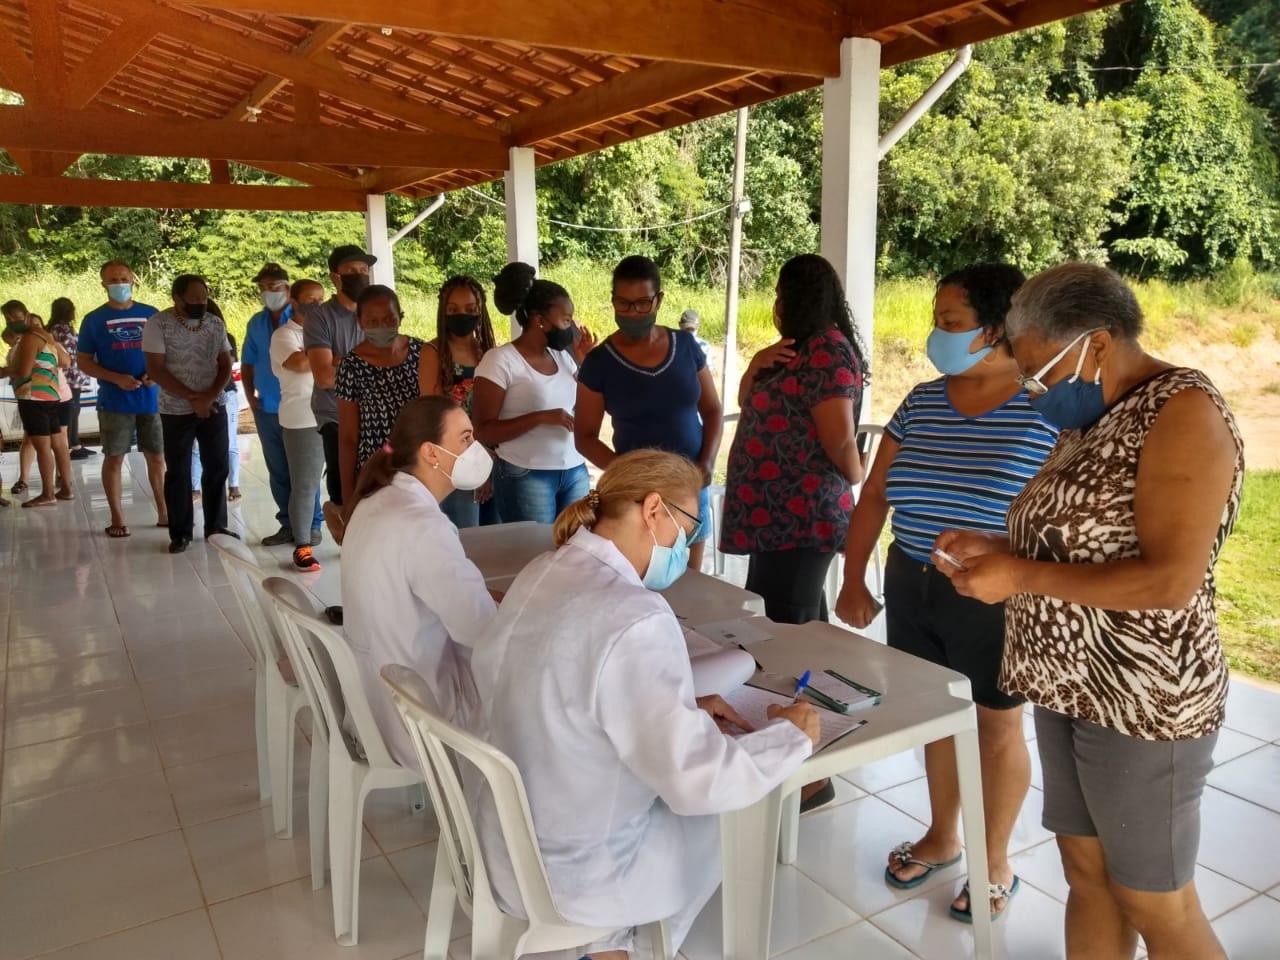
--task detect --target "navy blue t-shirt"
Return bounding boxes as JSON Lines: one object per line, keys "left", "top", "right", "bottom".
{"left": 77, "top": 301, "right": 159, "bottom": 415}
{"left": 578, "top": 327, "right": 707, "bottom": 462}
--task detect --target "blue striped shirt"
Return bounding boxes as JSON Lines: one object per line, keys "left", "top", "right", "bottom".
{"left": 884, "top": 378, "right": 1058, "bottom": 563}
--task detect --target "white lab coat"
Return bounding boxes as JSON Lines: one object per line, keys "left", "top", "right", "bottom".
{"left": 341, "top": 472, "right": 497, "bottom": 766}
{"left": 470, "top": 528, "right": 812, "bottom": 952}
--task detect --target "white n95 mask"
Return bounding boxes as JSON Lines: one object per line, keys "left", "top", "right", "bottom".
{"left": 432, "top": 441, "right": 492, "bottom": 490}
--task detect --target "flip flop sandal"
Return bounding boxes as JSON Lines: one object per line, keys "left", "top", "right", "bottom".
{"left": 949, "top": 875, "right": 1021, "bottom": 924}
{"left": 55, "top": 491, "right": 75, "bottom": 501}
{"left": 105, "top": 524, "right": 131, "bottom": 538}
{"left": 800, "top": 779, "right": 837, "bottom": 813}
{"left": 884, "top": 841, "right": 964, "bottom": 890}
{"left": 10, "top": 481, "right": 27, "bottom": 495}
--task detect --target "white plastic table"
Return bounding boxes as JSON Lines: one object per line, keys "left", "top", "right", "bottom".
{"left": 457, "top": 521, "right": 764, "bottom": 623}
{"left": 719, "top": 617, "right": 994, "bottom": 960}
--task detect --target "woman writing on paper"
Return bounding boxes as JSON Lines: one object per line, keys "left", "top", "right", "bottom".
{"left": 470, "top": 450, "right": 819, "bottom": 958}
{"left": 341, "top": 396, "right": 498, "bottom": 766}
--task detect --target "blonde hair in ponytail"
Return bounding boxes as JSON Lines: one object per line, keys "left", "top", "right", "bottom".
{"left": 553, "top": 449, "right": 704, "bottom": 546}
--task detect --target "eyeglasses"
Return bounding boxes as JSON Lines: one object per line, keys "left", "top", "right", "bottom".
{"left": 665, "top": 499, "right": 704, "bottom": 542}
{"left": 611, "top": 295, "right": 660, "bottom": 314}
{"left": 1016, "top": 328, "right": 1103, "bottom": 396}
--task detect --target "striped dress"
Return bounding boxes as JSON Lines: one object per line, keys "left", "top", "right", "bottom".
{"left": 884, "top": 378, "right": 1058, "bottom": 562}
{"left": 12, "top": 334, "right": 68, "bottom": 403}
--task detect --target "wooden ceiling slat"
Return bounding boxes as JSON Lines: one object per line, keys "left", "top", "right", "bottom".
{"left": 0, "top": 175, "right": 367, "bottom": 211}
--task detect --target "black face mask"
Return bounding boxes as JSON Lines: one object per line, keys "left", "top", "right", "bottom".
{"left": 182, "top": 302, "right": 206, "bottom": 320}
{"left": 446, "top": 314, "right": 479, "bottom": 338}
{"left": 615, "top": 314, "right": 657, "bottom": 341}
{"left": 544, "top": 322, "right": 576, "bottom": 352}
{"left": 340, "top": 273, "right": 370, "bottom": 300}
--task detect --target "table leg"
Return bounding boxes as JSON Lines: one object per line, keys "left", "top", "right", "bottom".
{"left": 721, "top": 787, "right": 786, "bottom": 960}
{"left": 778, "top": 790, "right": 800, "bottom": 865}
{"left": 954, "top": 722, "right": 995, "bottom": 960}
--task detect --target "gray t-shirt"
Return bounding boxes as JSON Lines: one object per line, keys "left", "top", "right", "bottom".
{"left": 301, "top": 296, "right": 362, "bottom": 426}
{"left": 141, "top": 309, "right": 232, "bottom": 416}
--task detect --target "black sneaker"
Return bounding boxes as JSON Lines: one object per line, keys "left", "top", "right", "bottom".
{"left": 168, "top": 537, "right": 191, "bottom": 554}
{"left": 206, "top": 528, "right": 241, "bottom": 541}
{"left": 69, "top": 447, "right": 92, "bottom": 461}
{"left": 262, "top": 527, "right": 294, "bottom": 546}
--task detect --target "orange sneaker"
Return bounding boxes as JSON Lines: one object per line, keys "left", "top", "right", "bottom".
{"left": 292, "top": 545, "right": 321, "bottom": 571}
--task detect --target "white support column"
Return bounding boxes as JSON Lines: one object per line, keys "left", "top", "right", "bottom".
{"left": 504, "top": 146, "right": 539, "bottom": 270}
{"left": 820, "top": 37, "right": 881, "bottom": 419}
{"left": 364, "top": 193, "right": 395, "bottom": 288}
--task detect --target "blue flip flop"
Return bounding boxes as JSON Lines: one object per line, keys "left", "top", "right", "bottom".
{"left": 884, "top": 841, "right": 964, "bottom": 890}
{"left": 949, "top": 875, "right": 1021, "bottom": 923}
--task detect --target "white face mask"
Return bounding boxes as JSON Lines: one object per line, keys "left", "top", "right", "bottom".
{"left": 260, "top": 289, "right": 288, "bottom": 312}
{"left": 431, "top": 440, "right": 492, "bottom": 490}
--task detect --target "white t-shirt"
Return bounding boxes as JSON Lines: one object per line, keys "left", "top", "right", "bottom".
{"left": 269, "top": 319, "right": 317, "bottom": 430}
{"left": 475, "top": 343, "right": 584, "bottom": 470}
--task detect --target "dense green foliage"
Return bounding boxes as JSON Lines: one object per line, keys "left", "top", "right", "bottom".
{"left": 0, "top": 0, "right": 1275, "bottom": 297}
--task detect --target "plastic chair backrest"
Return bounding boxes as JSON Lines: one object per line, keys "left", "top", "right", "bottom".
{"left": 381, "top": 663, "right": 566, "bottom": 930}
{"left": 209, "top": 533, "right": 284, "bottom": 672}
{"left": 265, "top": 577, "right": 399, "bottom": 770}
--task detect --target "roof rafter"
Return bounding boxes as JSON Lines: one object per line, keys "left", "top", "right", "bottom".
{"left": 0, "top": 174, "right": 366, "bottom": 210}
{"left": 226, "top": 21, "right": 347, "bottom": 120}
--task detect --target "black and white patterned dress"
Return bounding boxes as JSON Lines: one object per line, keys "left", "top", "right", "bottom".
{"left": 1003, "top": 368, "right": 1244, "bottom": 741}
{"left": 335, "top": 338, "right": 423, "bottom": 473}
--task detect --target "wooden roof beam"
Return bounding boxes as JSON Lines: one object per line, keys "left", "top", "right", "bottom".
{"left": 0, "top": 27, "right": 34, "bottom": 96}
{"left": 64, "top": 15, "right": 161, "bottom": 108}
{"left": 358, "top": 166, "right": 446, "bottom": 193}
{"left": 975, "top": 2, "right": 1016, "bottom": 28}
{"left": 236, "top": 160, "right": 363, "bottom": 190}
{"left": 505, "top": 61, "right": 747, "bottom": 145}
{"left": 26, "top": 0, "right": 69, "bottom": 108}
{"left": 170, "top": 0, "right": 843, "bottom": 76}
{"left": 94, "top": 0, "right": 502, "bottom": 140}
{"left": 227, "top": 21, "right": 347, "bottom": 120}
{"left": 0, "top": 175, "right": 367, "bottom": 211}
{"left": 0, "top": 105, "right": 508, "bottom": 169}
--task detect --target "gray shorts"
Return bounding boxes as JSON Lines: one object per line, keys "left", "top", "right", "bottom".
{"left": 98, "top": 411, "right": 163, "bottom": 457}
{"left": 1034, "top": 706, "right": 1216, "bottom": 892}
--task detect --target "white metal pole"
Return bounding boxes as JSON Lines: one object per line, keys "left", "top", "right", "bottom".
{"left": 878, "top": 45, "right": 971, "bottom": 160}
{"left": 363, "top": 193, "right": 395, "bottom": 289}
{"left": 721, "top": 106, "right": 749, "bottom": 412}
{"left": 820, "top": 37, "right": 881, "bottom": 420}
{"left": 389, "top": 194, "right": 444, "bottom": 245}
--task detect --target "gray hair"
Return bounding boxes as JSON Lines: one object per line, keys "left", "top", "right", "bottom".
{"left": 1005, "top": 262, "right": 1143, "bottom": 343}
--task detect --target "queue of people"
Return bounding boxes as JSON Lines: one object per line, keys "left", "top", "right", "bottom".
{"left": 0, "top": 249, "right": 1242, "bottom": 960}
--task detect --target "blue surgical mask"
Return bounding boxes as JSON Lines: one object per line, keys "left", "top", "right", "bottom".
{"left": 107, "top": 283, "right": 132, "bottom": 304}
{"left": 1026, "top": 333, "right": 1107, "bottom": 430}
{"left": 642, "top": 502, "right": 690, "bottom": 591}
{"left": 926, "top": 327, "right": 991, "bottom": 376}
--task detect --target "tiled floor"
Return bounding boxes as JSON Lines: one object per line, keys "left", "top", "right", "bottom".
{"left": 2, "top": 445, "right": 1279, "bottom": 959}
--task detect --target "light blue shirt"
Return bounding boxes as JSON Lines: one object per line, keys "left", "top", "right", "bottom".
{"left": 241, "top": 303, "right": 293, "bottom": 414}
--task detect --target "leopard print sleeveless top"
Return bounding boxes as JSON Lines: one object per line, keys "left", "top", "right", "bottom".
{"left": 1002, "top": 368, "right": 1243, "bottom": 741}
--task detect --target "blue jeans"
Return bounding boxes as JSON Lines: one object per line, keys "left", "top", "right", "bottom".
{"left": 440, "top": 488, "right": 480, "bottom": 529}
{"left": 253, "top": 407, "right": 321, "bottom": 532}
{"left": 493, "top": 460, "right": 589, "bottom": 524}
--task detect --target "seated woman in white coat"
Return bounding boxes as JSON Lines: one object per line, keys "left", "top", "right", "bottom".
{"left": 470, "top": 449, "right": 820, "bottom": 958}
{"left": 341, "top": 395, "right": 497, "bottom": 766}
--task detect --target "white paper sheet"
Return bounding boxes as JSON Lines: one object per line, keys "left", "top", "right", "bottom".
{"left": 723, "top": 685, "right": 866, "bottom": 752}
{"left": 689, "top": 647, "right": 758, "bottom": 697}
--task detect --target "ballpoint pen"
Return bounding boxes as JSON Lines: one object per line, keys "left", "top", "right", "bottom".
{"left": 792, "top": 669, "right": 811, "bottom": 704}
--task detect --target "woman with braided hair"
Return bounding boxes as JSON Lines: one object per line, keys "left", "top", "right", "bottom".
{"left": 421, "top": 274, "right": 499, "bottom": 527}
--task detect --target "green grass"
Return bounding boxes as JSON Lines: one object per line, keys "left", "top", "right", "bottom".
{"left": 1216, "top": 471, "right": 1280, "bottom": 683}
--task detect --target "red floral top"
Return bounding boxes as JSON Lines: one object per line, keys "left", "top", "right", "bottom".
{"left": 720, "top": 328, "right": 863, "bottom": 555}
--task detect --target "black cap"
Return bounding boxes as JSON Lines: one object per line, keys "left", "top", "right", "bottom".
{"left": 253, "top": 262, "right": 290, "bottom": 283}
{"left": 328, "top": 245, "right": 377, "bottom": 273}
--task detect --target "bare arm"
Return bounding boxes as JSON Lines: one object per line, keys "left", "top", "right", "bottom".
{"left": 12, "top": 335, "right": 39, "bottom": 379}
{"left": 842, "top": 434, "right": 897, "bottom": 577}
{"left": 948, "top": 389, "right": 1239, "bottom": 610}
{"left": 205, "top": 352, "right": 232, "bottom": 400}
{"left": 573, "top": 383, "right": 616, "bottom": 470}
{"left": 337, "top": 397, "right": 360, "bottom": 511}
{"left": 241, "top": 365, "right": 259, "bottom": 411}
{"left": 471, "top": 377, "right": 565, "bottom": 446}
{"left": 738, "top": 339, "right": 796, "bottom": 407}
{"left": 281, "top": 349, "right": 310, "bottom": 373}
{"left": 144, "top": 352, "right": 195, "bottom": 400}
{"left": 812, "top": 396, "right": 863, "bottom": 486}
{"left": 308, "top": 346, "right": 337, "bottom": 391}
{"left": 694, "top": 366, "right": 724, "bottom": 484}
{"left": 421, "top": 342, "right": 443, "bottom": 397}
{"left": 77, "top": 351, "right": 136, "bottom": 389}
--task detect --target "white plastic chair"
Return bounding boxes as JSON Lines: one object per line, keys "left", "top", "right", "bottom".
{"left": 266, "top": 578, "right": 425, "bottom": 946}
{"left": 209, "top": 534, "right": 323, "bottom": 846}
{"left": 380, "top": 663, "right": 669, "bottom": 960}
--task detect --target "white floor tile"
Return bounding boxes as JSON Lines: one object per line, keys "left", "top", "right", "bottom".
{"left": 5, "top": 625, "right": 124, "bottom": 668}
{"left": 1010, "top": 839, "right": 1068, "bottom": 902}
{"left": 138, "top": 662, "right": 255, "bottom": 719}
{"left": 208, "top": 855, "right": 425, "bottom": 960}
{"left": 113, "top": 587, "right": 226, "bottom": 628}
{"left": 151, "top": 697, "right": 258, "bottom": 767}
{"left": 1196, "top": 865, "right": 1259, "bottom": 920}
{"left": 774, "top": 920, "right": 918, "bottom": 960}
{"left": 166, "top": 744, "right": 308, "bottom": 827}
{"left": 795, "top": 796, "right": 960, "bottom": 920}
{"left": 362, "top": 785, "right": 440, "bottom": 854}
{"left": 1206, "top": 743, "right": 1280, "bottom": 813}
{"left": 30, "top": 909, "right": 221, "bottom": 960}
{"left": 1224, "top": 681, "right": 1280, "bottom": 742}
{"left": 1212, "top": 894, "right": 1280, "bottom": 960}
{"left": 876, "top": 779, "right": 1052, "bottom": 856}
{"left": 128, "top": 632, "right": 252, "bottom": 681}
{"left": 870, "top": 874, "right": 1065, "bottom": 960}
{"left": 0, "top": 831, "right": 203, "bottom": 960}
{"left": 1212, "top": 726, "right": 1268, "bottom": 765}
{"left": 3, "top": 652, "right": 135, "bottom": 705}
{"left": 682, "top": 866, "right": 860, "bottom": 960}
{"left": 1, "top": 723, "right": 161, "bottom": 804}
{"left": 0, "top": 770, "right": 178, "bottom": 870}
{"left": 385, "top": 842, "right": 471, "bottom": 933}
{"left": 123, "top": 611, "right": 251, "bottom": 651}
{"left": 8, "top": 601, "right": 119, "bottom": 639}
{"left": 1198, "top": 787, "right": 1280, "bottom": 892}
{"left": 841, "top": 749, "right": 927, "bottom": 794}
{"left": 3, "top": 683, "right": 148, "bottom": 749}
